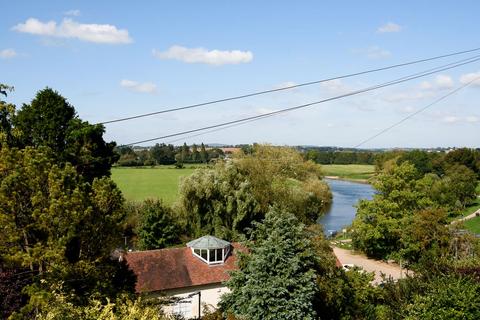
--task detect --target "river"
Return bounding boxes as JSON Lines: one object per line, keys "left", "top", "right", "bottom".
{"left": 318, "top": 179, "right": 375, "bottom": 234}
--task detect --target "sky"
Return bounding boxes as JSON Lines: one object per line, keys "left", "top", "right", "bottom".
{"left": 1, "top": 1, "right": 479, "bottom": 148}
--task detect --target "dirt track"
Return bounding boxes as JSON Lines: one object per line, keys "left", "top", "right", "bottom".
{"left": 333, "top": 246, "right": 409, "bottom": 284}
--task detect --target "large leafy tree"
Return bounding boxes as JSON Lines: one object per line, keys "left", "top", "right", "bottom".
{"left": 352, "top": 162, "right": 436, "bottom": 259}
{"left": 0, "top": 84, "right": 19, "bottom": 147}
{"left": 136, "top": 200, "right": 181, "bottom": 250}
{"left": 178, "top": 145, "right": 331, "bottom": 239}
{"left": 404, "top": 275, "right": 480, "bottom": 320}
{"left": 0, "top": 146, "right": 132, "bottom": 315}
{"left": 13, "top": 88, "right": 117, "bottom": 181}
{"left": 221, "top": 209, "right": 318, "bottom": 320}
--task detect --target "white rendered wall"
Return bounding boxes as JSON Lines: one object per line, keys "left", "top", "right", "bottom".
{"left": 152, "top": 283, "right": 230, "bottom": 319}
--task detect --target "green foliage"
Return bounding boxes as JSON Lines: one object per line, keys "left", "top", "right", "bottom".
{"left": 34, "top": 294, "right": 169, "bottom": 320}
{"left": 178, "top": 145, "right": 331, "bottom": 239}
{"left": 136, "top": 200, "right": 181, "bottom": 250}
{"left": 397, "top": 150, "right": 434, "bottom": 177}
{"left": 0, "top": 84, "right": 19, "bottom": 147}
{"left": 179, "top": 163, "right": 261, "bottom": 240}
{"left": 404, "top": 275, "right": 480, "bottom": 320}
{"left": 444, "top": 148, "right": 480, "bottom": 178}
{"left": 13, "top": 88, "right": 117, "bottom": 181}
{"left": 0, "top": 146, "right": 132, "bottom": 313}
{"left": 221, "top": 209, "right": 318, "bottom": 320}
{"left": 352, "top": 162, "right": 436, "bottom": 259}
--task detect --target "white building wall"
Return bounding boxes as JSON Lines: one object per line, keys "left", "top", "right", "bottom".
{"left": 152, "top": 283, "right": 230, "bottom": 319}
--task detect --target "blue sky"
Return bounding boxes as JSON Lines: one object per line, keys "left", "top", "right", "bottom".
{"left": 1, "top": 1, "right": 479, "bottom": 148}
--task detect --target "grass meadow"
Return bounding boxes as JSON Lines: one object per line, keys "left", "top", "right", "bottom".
{"left": 111, "top": 163, "right": 376, "bottom": 204}
{"left": 111, "top": 165, "right": 204, "bottom": 204}
{"left": 320, "top": 164, "right": 375, "bottom": 181}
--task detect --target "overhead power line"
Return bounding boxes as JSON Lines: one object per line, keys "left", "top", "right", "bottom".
{"left": 166, "top": 55, "right": 480, "bottom": 144}
{"left": 121, "top": 54, "right": 480, "bottom": 146}
{"left": 353, "top": 75, "right": 480, "bottom": 148}
{"left": 100, "top": 47, "right": 480, "bottom": 125}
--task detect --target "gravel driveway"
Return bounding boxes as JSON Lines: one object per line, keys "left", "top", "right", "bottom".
{"left": 333, "top": 246, "right": 409, "bottom": 284}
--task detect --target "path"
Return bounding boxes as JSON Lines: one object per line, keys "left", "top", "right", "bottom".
{"left": 333, "top": 246, "right": 409, "bottom": 284}
{"left": 450, "top": 207, "right": 480, "bottom": 225}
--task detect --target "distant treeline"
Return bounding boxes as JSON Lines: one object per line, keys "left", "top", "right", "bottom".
{"left": 115, "top": 142, "right": 226, "bottom": 166}
{"left": 302, "top": 148, "right": 376, "bottom": 165}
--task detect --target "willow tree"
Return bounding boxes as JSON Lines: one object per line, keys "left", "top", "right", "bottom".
{"left": 178, "top": 145, "right": 331, "bottom": 239}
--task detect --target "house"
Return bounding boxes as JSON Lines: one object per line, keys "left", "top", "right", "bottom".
{"left": 125, "top": 235, "right": 241, "bottom": 319}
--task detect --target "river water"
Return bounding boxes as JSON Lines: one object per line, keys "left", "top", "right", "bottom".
{"left": 318, "top": 179, "right": 375, "bottom": 233}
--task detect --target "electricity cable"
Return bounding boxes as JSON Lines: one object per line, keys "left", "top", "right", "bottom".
{"left": 120, "top": 54, "right": 480, "bottom": 146}
{"left": 353, "top": 75, "right": 480, "bottom": 148}
{"left": 100, "top": 47, "right": 480, "bottom": 125}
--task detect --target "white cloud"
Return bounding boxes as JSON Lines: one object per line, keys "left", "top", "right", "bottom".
{"left": 120, "top": 79, "right": 157, "bottom": 94}
{"left": 64, "top": 9, "right": 81, "bottom": 16}
{"left": 466, "top": 116, "right": 479, "bottom": 123}
{"left": 440, "top": 115, "right": 480, "bottom": 124}
{"left": 442, "top": 116, "right": 460, "bottom": 123}
{"left": 274, "top": 81, "right": 298, "bottom": 89}
{"left": 354, "top": 46, "right": 391, "bottom": 59}
{"left": 460, "top": 71, "right": 480, "bottom": 87}
{"left": 256, "top": 107, "right": 277, "bottom": 115}
{"left": 417, "top": 75, "right": 454, "bottom": 92}
{"left": 397, "top": 106, "right": 416, "bottom": 114}
{"left": 0, "top": 48, "right": 17, "bottom": 59}
{"left": 377, "top": 22, "right": 402, "bottom": 33}
{"left": 320, "top": 79, "right": 351, "bottom": 94}
{"left": 384, "top": 91, "right": 434, "bottom": 103}
{"left": 152, "top": 45, "right": 253, "bottom": 65}
{"left": 435, "top": 74, "right": 454, "bottom": 89}
{"left": 12, "top": 18, "right": 132, "bottom": 44}
{"left": 419, "top": 81, "right": 433, "bottom": 90}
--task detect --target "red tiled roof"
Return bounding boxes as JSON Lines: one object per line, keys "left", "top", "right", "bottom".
{"left": 125, "top": 243, "right": 241, "bottom": 293}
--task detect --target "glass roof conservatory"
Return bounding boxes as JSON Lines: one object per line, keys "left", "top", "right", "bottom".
{"left": 187, "top": 235, "right": 231, "bottom": 265}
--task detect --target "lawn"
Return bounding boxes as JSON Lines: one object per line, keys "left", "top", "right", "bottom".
{"left": 463, "top": 215, "right": 480, "bottom": 234}
{"left": 321, "top": 164, "right": 375, "bottom": 182}
{"left": 111, "top": 166, "right": 202, "bottom": 203}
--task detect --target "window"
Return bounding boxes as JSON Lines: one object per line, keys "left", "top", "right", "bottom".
{"left": 208, "top": 248, "right": 223, "bottom": 262}
{"left": 200, "top": 249, "right": 207, "bottom": 260}
{"left": 192, "top": 246, "right": 229, "bottom": 264}
{"left": 173, "top": 298, "right": 191, "bottom": 318}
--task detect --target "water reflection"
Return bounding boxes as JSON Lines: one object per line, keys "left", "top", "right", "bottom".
{"left": 318, "top": 179, "right": 375, "bottom": 233}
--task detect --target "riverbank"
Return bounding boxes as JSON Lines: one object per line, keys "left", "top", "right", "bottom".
{"left": 321, "top": 164, "right": 375, "bottom": 183}
{"left": 324, "top": 175, "right": 371, "bottom": 184}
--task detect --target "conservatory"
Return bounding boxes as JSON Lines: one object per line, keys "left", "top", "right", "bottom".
{"left": 186, "top": 235, "right": 231, "bottom": 265}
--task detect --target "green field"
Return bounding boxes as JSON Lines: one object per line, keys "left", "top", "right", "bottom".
{"left": 464, "top": 217, "right": 480, "bottom": 234}
{"left": 111, "top": 166, "right": 201, "bottom": 203}
{"left": 321, "top": 164, "right": 375, "bottom": 182}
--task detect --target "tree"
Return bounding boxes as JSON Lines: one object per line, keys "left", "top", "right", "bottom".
{"left": 399, "top": 208, "right": 450, "bottom": 264}
{"left": 0, "top": 84, "right": 18, "bottom": 147}
{"left": 443, "top": 148, "right": 480, "bottom": 177}
{"left": 179, "top": 162, "right": 262, "bottom": 240}
{"left": 351, "top": 162, "right": 436, "bottom": 259}
{"left": 36, "top": 294, "right": 169, "bottom": 320}
{"left": 404, "top": 275, "right": 480, "bottom": 320}
{"left": 13, "top": 88, "right": 117, "bottom": 181}
{"left": 136, "top": 200, "right": 181, "bottom": 250}
{"left": 191, "top": 143, "right": 199, "bottom": 162}
{"left": 200, "top": 143, "right": 208, "bottom": 163}
{"left": 221, "top": 209, "right": 318, "bottom": 320}
{"left": 443, "top": 164, "right": 477, "bottom": 207}
{"left": 0, "top": 146, "right": 132, "bottom": 313}
{"left": 397, "top": 150, "right": 433, "bottom": 177}
{"left": 178, "top": 145, "right": 331, "bottom": 239}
